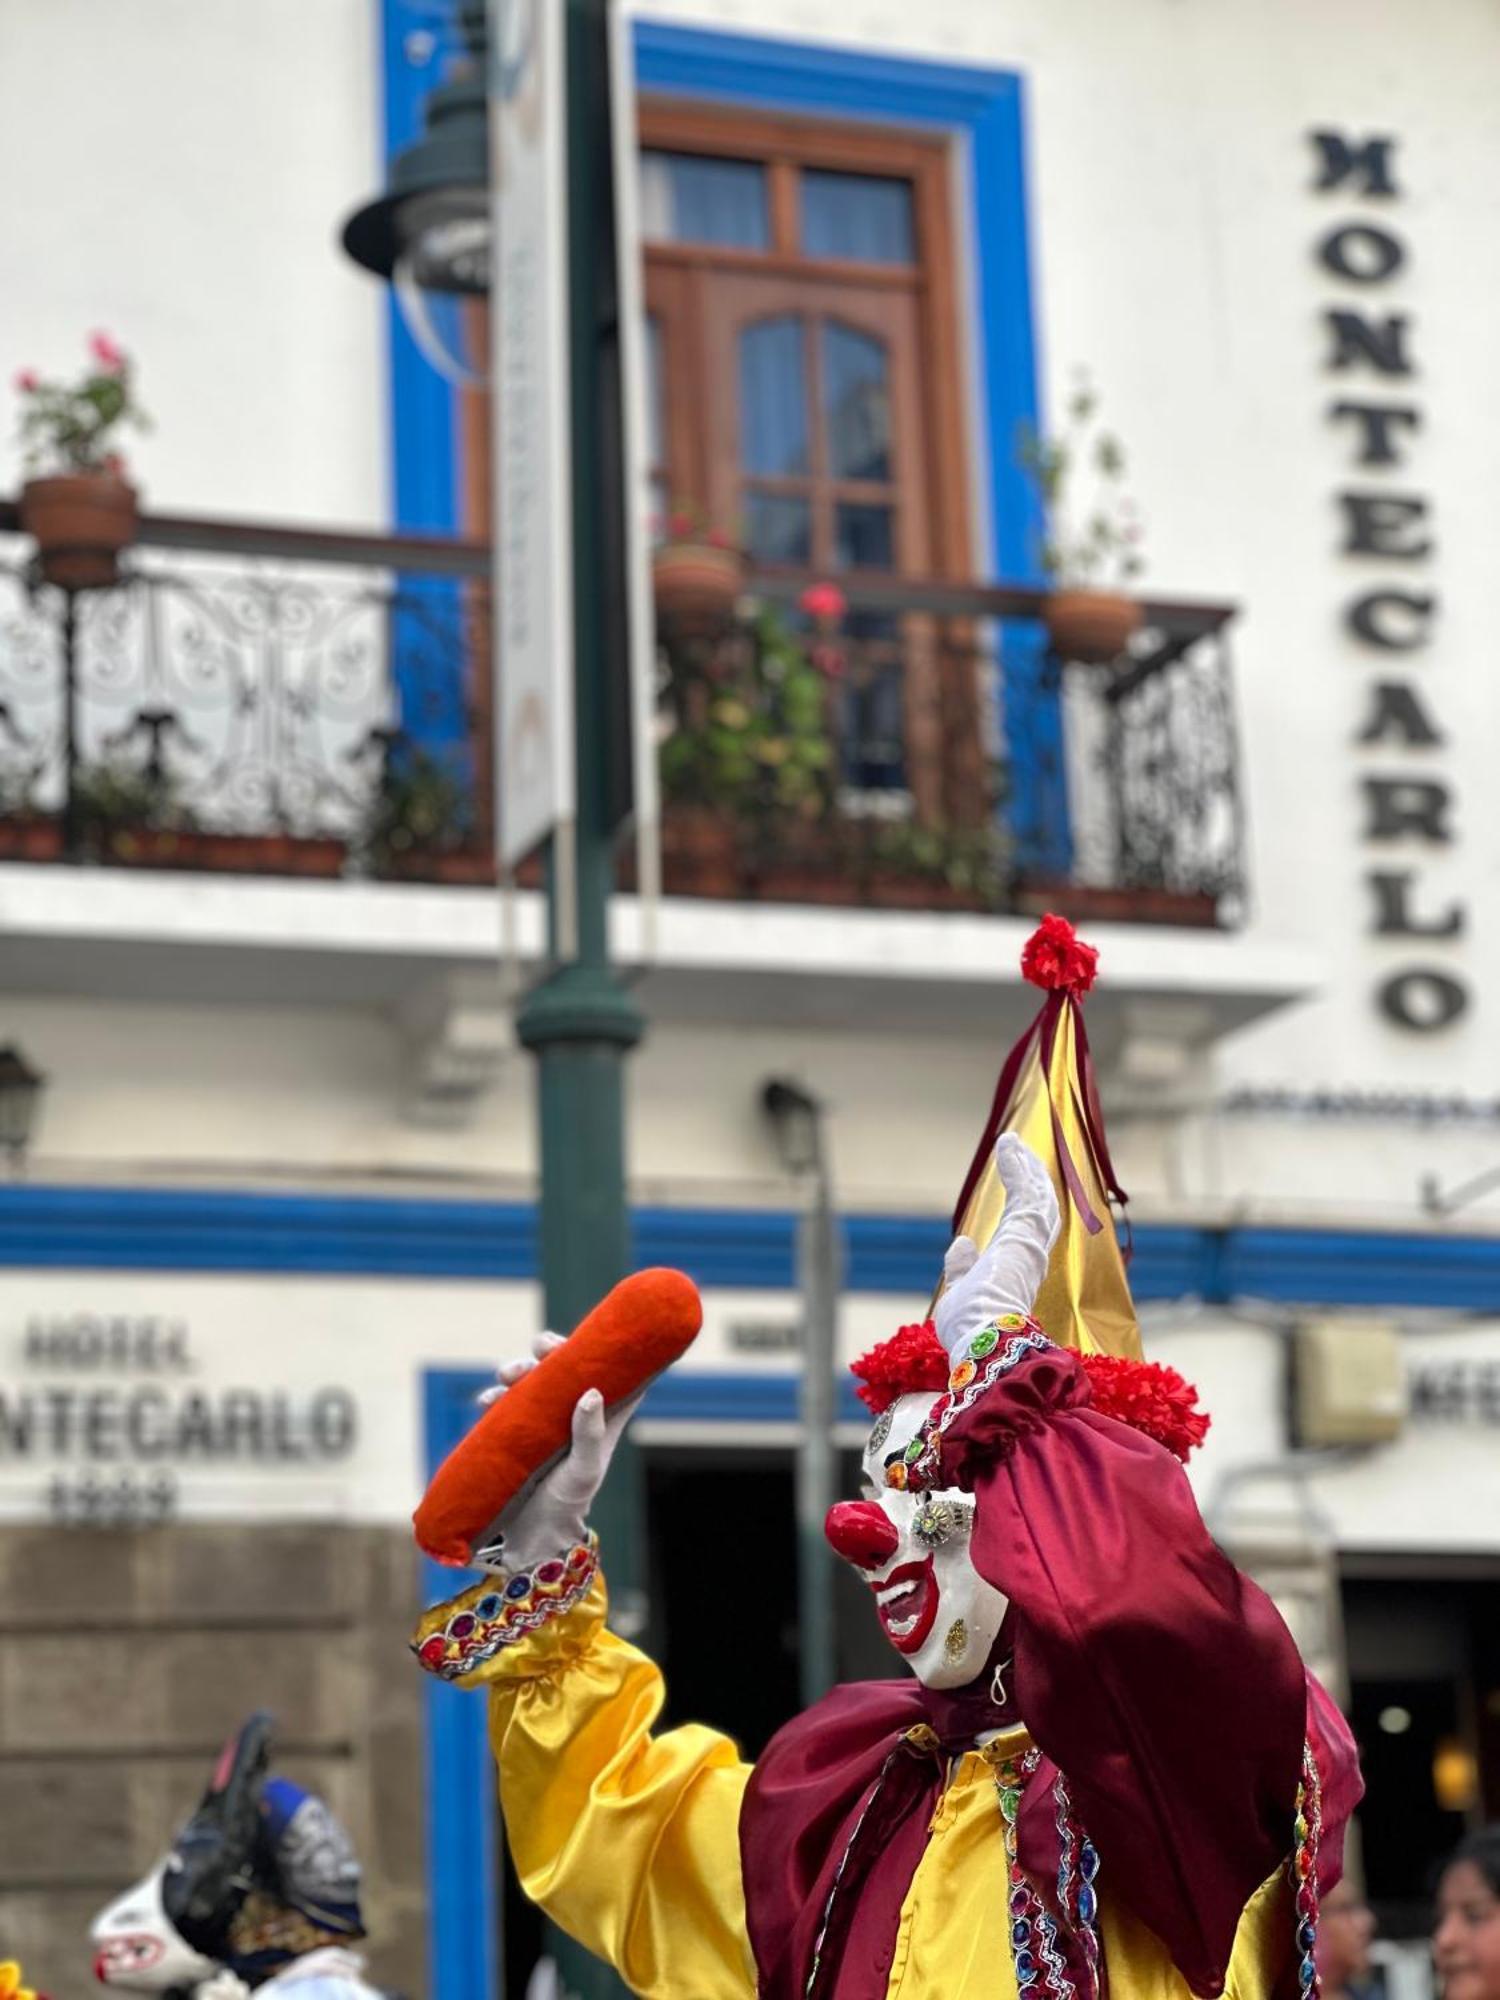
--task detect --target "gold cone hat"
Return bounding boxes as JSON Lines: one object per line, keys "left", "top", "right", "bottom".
{"left": 945, "top": 917, "right": 1140, "bottom": 1360}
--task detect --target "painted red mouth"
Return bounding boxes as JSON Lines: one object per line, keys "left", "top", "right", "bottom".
{"left": 94, "top": 1935, "right": 165, "bottom": 1983}
{"left": 871, "top": 1555, "right": 938, "bottom": 1655}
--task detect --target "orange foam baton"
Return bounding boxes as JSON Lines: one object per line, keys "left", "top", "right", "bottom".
{"left": 414, "top": 1266, "right": 703, "bottom": 1566}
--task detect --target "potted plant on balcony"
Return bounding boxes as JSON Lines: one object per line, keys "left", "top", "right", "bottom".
{"left": 359, "top": 743, "right": 488, "bottom": 882}
{"left": 70, "top": 755, "right": 195, "bottom": 865}
{"left": 13, "top": 333, "right": 149, "bottom": 591}
{"left": 657, "top": 591, "right": 840, "bottom": 898}
{"left": 860, "top": 805, "right": 1012, "bottom": 915}
{"left": 652, "top": 504, "right": 745, "bottom": 641}
{"left": 1020, "top": 374, "right": 1145, "bottom": 665}
{"left": 0, "top": 766, "right": 60, "bottom": 863}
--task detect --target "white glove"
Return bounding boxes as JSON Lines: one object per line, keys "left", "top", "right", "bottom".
{"left": 194, "top": 1976, "right": 251, "bottom": 2000}
{"left": 474, "top": 1331, "right": 639, "bottom": 1572}
{"left": 933, "top": 1134, "right": 1060, "bottom": 1360}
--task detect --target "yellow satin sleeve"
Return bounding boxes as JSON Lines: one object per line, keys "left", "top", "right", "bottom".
{"left": 421, "top": 1571, "right": 755, "bottom": 1999}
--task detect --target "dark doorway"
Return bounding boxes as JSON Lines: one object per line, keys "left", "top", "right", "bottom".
{"left": 1343, "top": 1568, "right": 1500, "bottom": 1940}
{"left": 648, "top": 1445, "right": 802, "bottom": 1756}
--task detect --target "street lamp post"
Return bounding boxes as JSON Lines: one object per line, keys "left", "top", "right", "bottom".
{"left": 345, "top": 6, "right": 642, "bottom": 1996}
{"left": 762, "top": 1078, "right": 841, "bottom": 1706}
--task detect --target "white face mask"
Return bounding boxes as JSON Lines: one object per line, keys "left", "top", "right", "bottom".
{"left": 90, "top": 1858, "right": 220, "bottom": 1991}
{"left": 825, "top": 1390, "right": 1009, "bottom": 1691}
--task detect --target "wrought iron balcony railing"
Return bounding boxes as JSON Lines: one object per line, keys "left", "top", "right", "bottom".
{"left": 654, "top": 573, "right": 1244, "bottom": 927}
{"left": 0, "top": 503, "right": 1243, "bottom": 924}
{"left": 0, "top": 505, "right": 493, "bottom": 879}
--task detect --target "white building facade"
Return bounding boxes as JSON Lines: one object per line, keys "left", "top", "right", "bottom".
{"left": 3, "top": 0, "right": 1499, "bottom": 1990}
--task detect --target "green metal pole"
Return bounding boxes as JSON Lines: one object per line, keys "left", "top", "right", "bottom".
{"left": 513, "top": 3, "right": 642, "bottom": 1994}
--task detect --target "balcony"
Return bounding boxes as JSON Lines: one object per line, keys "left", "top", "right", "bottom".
{"left": 653, "top": 572, "right": 1243, "bottom": 931}
{"left": 0, "top": 504, "right": 1312, "bottom": 1090}
{"left": 0, "top": 504, "right": 493, "bottom": 885}
{"left": 0, "top": 504, "right": 1243, "bottom": 927}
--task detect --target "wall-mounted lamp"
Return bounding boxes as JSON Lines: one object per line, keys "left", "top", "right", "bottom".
{"left": 0, "top": 1045, "right": 45, "bottom": 1168}
{"left": 761, "top": 1077, "right": 826, "bottom": 1178}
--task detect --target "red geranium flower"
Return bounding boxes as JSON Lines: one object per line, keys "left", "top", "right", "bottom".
{"left": 799, "top": 580, "right": 847, "bottom": 626}
{"left": 89, "top": 330, "right": 127, "bottom": 373}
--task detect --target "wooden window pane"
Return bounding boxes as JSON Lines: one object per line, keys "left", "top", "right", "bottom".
{"left": 823, "top": 323, "right": 891, "bottom": 482}
{"left": 738, "top": 317, "right": 809, "bottom": 476}
{"left": 801, "top": 169, "right": 915, "bottom": 264}
{"left": 744, "top": 492, "right": 813, "bottom": 564}
{"left": 842, "top": 623, "right": 908, "bottom": 790}
{"left": 640, "top": 150, "right": 769, "bottom": 248}
{"left": 645, "top": 316, "right": 665, "bottom": 470}
{"left": 835, "top": 501, "right": 895, "bottom": 571}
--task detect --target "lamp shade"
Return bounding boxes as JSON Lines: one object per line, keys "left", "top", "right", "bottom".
{"left": 0, "top": 1046, "right": 45, "bottom": 1157}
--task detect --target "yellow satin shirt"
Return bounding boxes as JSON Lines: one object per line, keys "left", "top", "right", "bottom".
{"left": 419, "top": 1574, "right": 1292, "bottom": 2000}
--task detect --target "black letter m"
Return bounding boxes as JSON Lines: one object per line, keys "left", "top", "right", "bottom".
{"left": 1311, "top": 130, "right": 1399, "bottom": 197}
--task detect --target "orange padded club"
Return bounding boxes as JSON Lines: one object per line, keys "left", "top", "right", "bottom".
{"left": 414, "top": 1267, "right": 703, "bottom": 1566}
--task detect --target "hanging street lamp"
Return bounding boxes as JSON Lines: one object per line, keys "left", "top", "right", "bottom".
{"left": 341, "top": 4, "right": 490, "bottom": 384}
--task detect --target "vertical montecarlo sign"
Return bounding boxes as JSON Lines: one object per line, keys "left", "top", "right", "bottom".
{"left": 1310, "top": 130, "right": 1468, "bottom": 1032}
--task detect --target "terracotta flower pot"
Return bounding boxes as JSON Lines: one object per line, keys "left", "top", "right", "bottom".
{"left": 377, "top": 846, "right": 496, "bottom": 885}
{"left": 659, "top": 805, "right": 743, "bottom": 897}
{"left": 1043, "top": 589, "right": 1143, "bottom": 666}
{"left": 1014, "top": 880, "right": 1220, "bottom": 928}
{"left": 652, "top": 542, "right": 744, "bottom": 641}
{"left": 0, "top": 813, "right": 64, "bottom": 863}
{"left": 20, "top": 471, "right": 139, "bottom": 591}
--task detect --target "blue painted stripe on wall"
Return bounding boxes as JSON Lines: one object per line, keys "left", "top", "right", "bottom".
{"left": 1, "top": 1182, "right": 1499, "bottom": 1310}
{"left": 433, "top": 1364, "right": 871, "bottom": 1429}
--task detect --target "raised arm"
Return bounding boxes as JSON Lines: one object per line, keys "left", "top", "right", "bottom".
{"left": 414, "top": 1339, "right": 754, "bottom": 2000}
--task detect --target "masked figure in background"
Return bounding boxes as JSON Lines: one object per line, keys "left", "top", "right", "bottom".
{"left": 90, "top": 1712, "right": 387, "bottom": 2000}
{"left": 416, "top": 917, "right": 1364, "bottom": 2000}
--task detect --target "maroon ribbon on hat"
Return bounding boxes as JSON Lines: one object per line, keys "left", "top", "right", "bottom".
{"left": 951, "top": 989, "right": 1129, "bottom": 1251}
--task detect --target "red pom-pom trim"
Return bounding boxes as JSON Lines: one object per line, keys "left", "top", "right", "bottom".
{"left": 1020, "top": 913, "right": 1099, "bottom": 997}
{"left": 850, "top": 1320, "right": 949, "bottom": 1414}
{"left": 848, "top": 1321, "right": 1211, "bottom": 1461}
{"left": 1080, "top": 1353, "right": 1210, "bottom": 1462}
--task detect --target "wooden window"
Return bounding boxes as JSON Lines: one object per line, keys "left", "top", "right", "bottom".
{"left": 641, "top": 100, "right": 978, "bottom": 821}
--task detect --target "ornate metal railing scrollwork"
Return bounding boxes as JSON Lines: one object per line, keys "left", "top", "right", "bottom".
{"left": 0, "top": 511, "right": 492, "bottom": 868}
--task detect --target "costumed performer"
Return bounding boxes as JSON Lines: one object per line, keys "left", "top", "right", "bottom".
{"left": 89, "top": 1711, "right": 393, "bottom": 1999}
{"left": 414, "top": 916, "right": 1364, "bottom": 2000}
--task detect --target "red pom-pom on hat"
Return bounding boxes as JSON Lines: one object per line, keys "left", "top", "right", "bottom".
{"left": 1080, "top": 1353, "right": 1210, "bottom": 1462}
{"left": 1020, "top": 913, "right": 1098, "bottom": 997}
{"left": 850, "top": 1320, "right": 949, "bottom": 1415}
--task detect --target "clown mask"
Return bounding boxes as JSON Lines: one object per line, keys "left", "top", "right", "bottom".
{"left": 825, "top": 1390, "right": 1008, "bottom": 1690}
{"left": 827, "top": 1134, "right": 1061, "bottom": 1690}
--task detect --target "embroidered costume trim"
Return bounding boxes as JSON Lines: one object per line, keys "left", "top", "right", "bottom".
{"left": 1293, "top": 1738, "right": 1323, "bottom": 2000}
{"left": 1053, "top": 1767, "right": 1101, "bottom": 2000}
{"left": 414, "top": 1533, "right": 599, "bottom": 1681}
{"left": 997, "top": 1748, "right": 1076, "bottom": 2000}
{"left": 892, "top": 1322, "right": 1051, "bottom": 1493}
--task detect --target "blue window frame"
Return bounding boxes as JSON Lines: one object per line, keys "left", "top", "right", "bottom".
{"left": 378, "top": 11, "right": 1070, "bottom": 873}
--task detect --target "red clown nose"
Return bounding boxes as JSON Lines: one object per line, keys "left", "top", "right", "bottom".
{"left": 825, "top": 1500, "right": 900, "bottom": 1570}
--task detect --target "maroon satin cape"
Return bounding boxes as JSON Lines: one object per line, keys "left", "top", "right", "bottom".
{"left": 741, "top": 1345, "right": 1361, "bottom": 2000}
